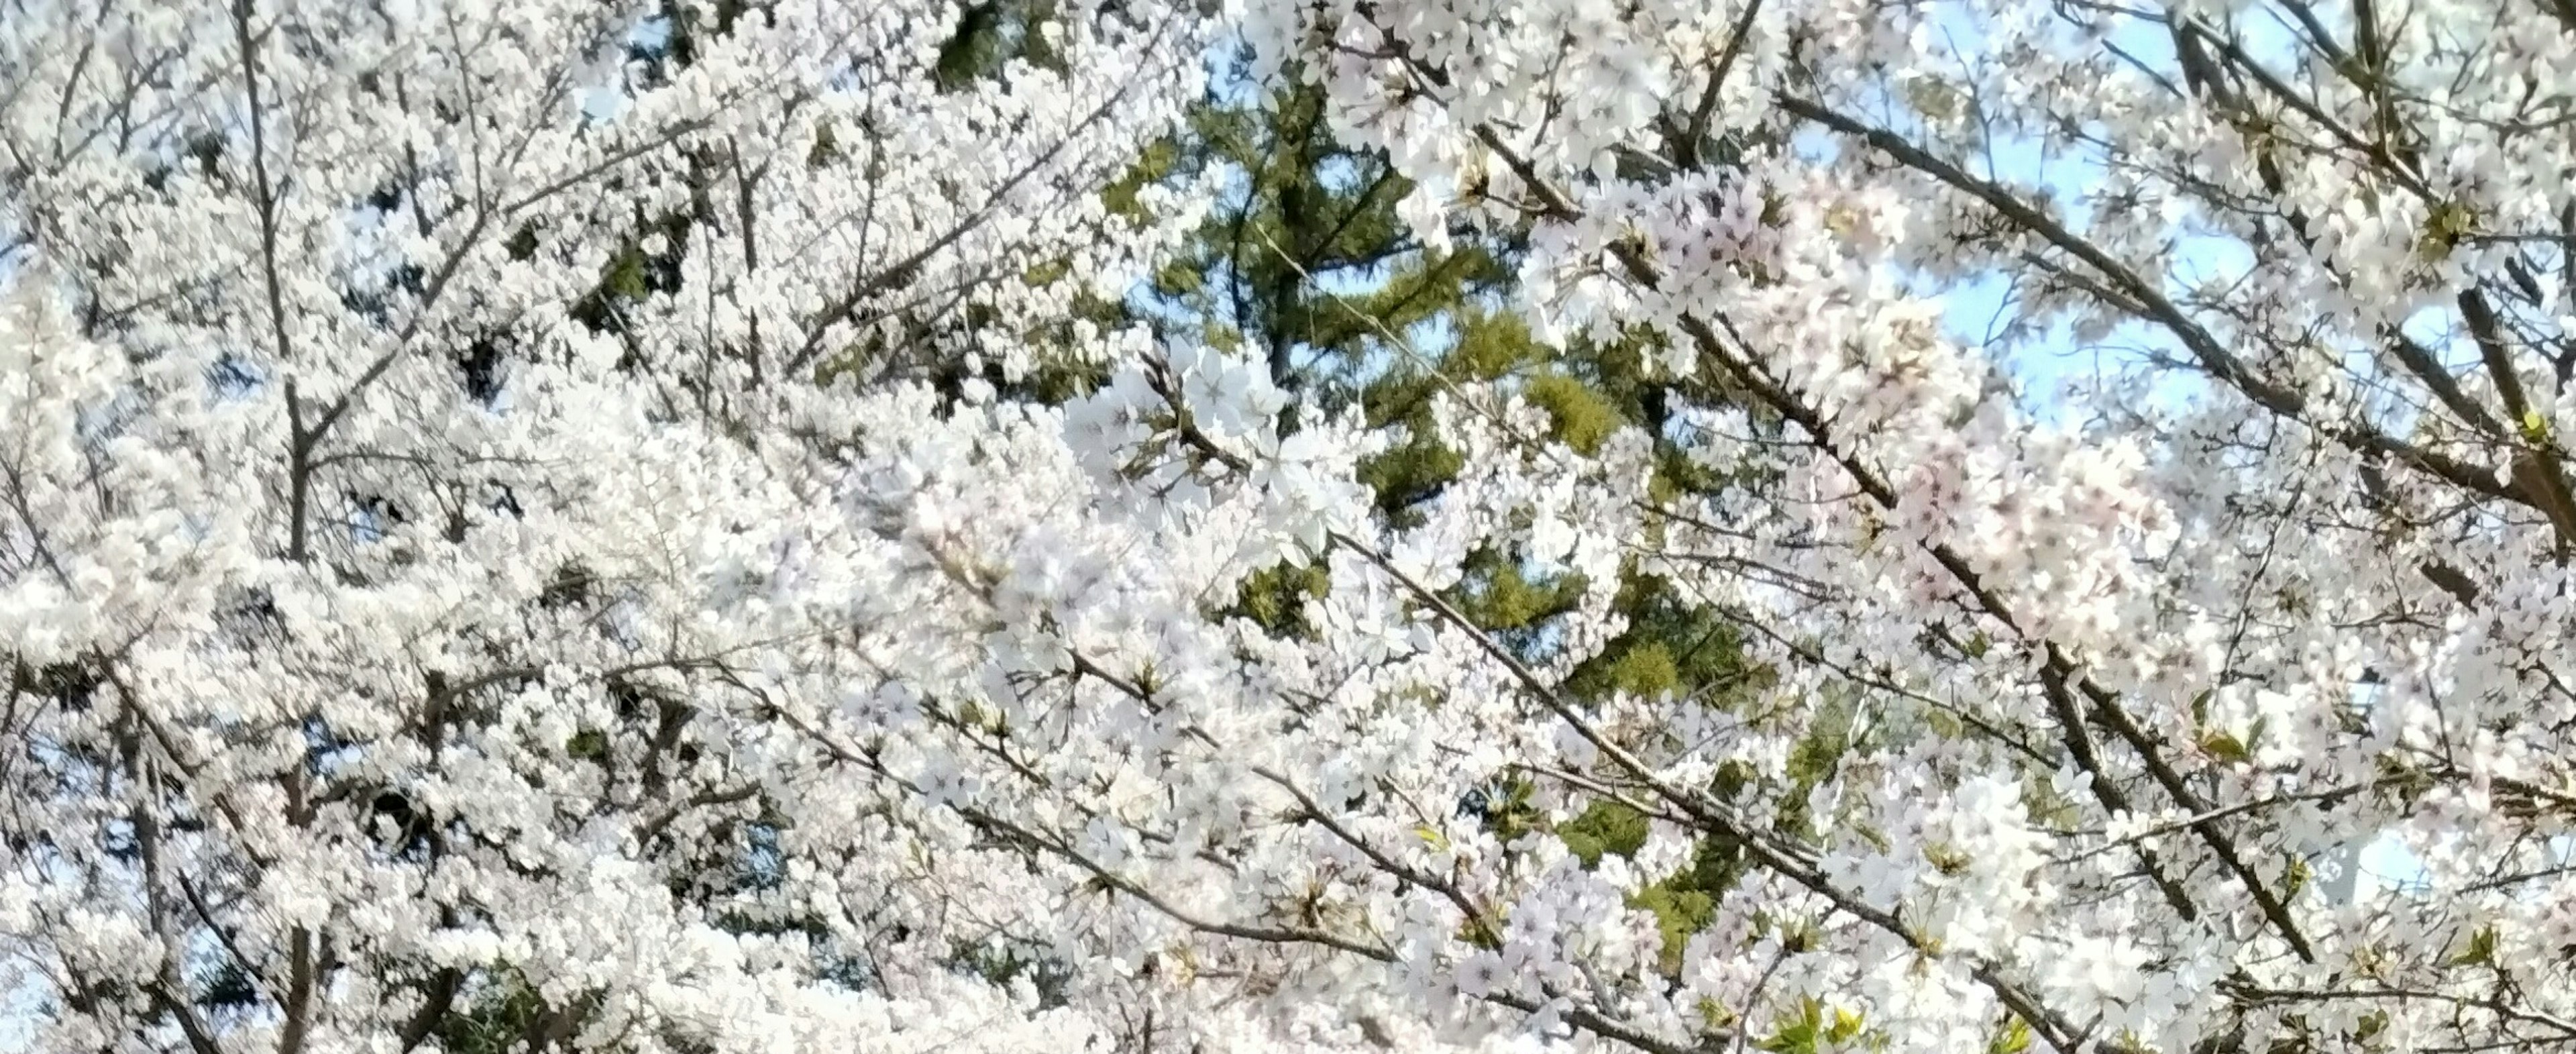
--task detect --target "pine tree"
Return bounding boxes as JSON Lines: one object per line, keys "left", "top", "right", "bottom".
{"left": 439, "top": 27, "right": 1802, "bottom": 1041}
{"left": 1116, "top": 49, "right": 1822, "bottom": 982}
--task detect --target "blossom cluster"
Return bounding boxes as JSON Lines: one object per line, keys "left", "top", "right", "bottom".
{"left": 9, "top": 0, "right": 2576, "bottom": 1053}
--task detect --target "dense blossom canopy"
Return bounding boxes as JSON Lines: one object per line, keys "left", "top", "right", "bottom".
{"left": 6, "top": 0, "right": 2576, "bottom": 1053}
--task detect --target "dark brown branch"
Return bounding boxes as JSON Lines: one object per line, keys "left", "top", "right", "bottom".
{"left": 1778, "top": 97, "right": 2529, "bottom": 513}
{"left": 1470, "top": 105, "right": 2316, "bottom": 965}
{"left": 397, "top": 967, "right": 462, "bottom": 1052}
{"left": 229, "top": 0, "right": 307, "bottom": 562}
{"left": 782, "top": 13, "right": 1182, "bottom": 375}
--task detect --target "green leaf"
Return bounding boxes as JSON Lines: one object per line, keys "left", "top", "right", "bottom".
{"left": 1758, "top": 999, "right": 1825, "bottom": 1054}
{"left": 1825, "top": 1007, "right": 1866, "bottom": 1045}
{"left": 2451, "top": 924, "right": 2499, "bottom": 967}
{"left": 1988, "top": 1016, "right": 2033, "bottom": 1054}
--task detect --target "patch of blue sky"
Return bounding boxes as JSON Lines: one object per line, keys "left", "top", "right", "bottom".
{"left": 1897, "top": 0, "right": 2440, "bottom": 898}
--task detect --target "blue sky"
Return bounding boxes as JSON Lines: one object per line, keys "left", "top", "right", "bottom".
{"left": 1807, "top": 0, "right": 2449, "bottom": 897}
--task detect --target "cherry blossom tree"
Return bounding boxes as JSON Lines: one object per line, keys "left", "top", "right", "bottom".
{"left": 10, "top": 0, "right": 2576, "bottom": 1053}
{"left": 0, "top": 0, "right": 1216, "bottom": 1049}
{"left": 1235, "top": 0, "right": 2576, "bottom": 1051}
